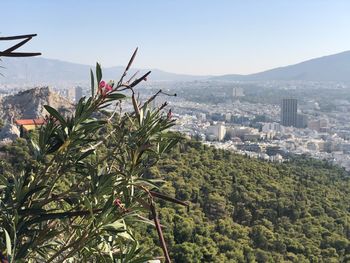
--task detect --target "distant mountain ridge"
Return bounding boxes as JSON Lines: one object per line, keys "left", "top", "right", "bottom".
{"left": 213, "top": 50, "right": 350, "bottom": 82}
{"left": 0, "top": 57, "right": 209, "bottom": 86}
{"left": 2, "top": 50, "right": 350, "bottom": 85}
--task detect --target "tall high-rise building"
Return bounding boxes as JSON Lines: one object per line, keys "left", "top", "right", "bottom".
{"left": 65, "top": 88, "right": 75, "bottom": 102}
{"left": 296, "top": 114, "right": 308, "bottom": 128}
{"left": 232, "top": 87, "right": 244, "bottom": 102}
{"left": 206, "top": 123, "right": 226, "bottom": 141}
{"left": 75, "top": 86, "right": 83, "bottom": 102}
{"left": 281, "top": 98, "right": 297, "bottom": 127}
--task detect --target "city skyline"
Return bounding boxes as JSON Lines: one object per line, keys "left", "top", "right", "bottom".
{"left": 2, "top": 1, "right": 350, "bottom": 75}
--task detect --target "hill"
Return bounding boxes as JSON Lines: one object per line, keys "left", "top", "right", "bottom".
{"left": 0, "top": 87, "right": 74, "bottom": 142}
{"left": 1, "top": 133, "right": 350, "bottom": 261}
{"left": 213, "top": 50, "right": 350, "bottom": 82}
{"left": 0, "top": 57, "right": 209, "bottom": 86}
{"left": 0, "top": 86, "right": 74, "bottom": 122}
{"left": 3, "top": 51, "right": 350, "bottom": 85}
{"left": 140, "top": 141, "right": 350, "bottom": 262}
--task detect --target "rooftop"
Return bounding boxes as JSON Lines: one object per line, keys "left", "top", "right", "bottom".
{"left": 15, "top": 118, "right": 45, "bottom": 126}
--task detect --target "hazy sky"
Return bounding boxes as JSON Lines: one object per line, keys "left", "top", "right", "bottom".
{"left": 2, "top": 0, "right": 350, "bottom": 75}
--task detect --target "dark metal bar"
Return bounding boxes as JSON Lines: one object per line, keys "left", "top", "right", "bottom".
{"left": 0, "top": 34, "right": 41, "bottom": 57}
{"left": 0, "top": 34, "right": 37, "bottom": 41}
{"left": 0, "top": 52, "right": 41, "bottom": 57}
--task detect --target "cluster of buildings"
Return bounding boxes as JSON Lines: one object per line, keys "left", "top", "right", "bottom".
{"left": 2, "top": 80, "right": 350, "bottom": 171}
{"left": 60, "top": 86, "right": 84, "bottom": 103}
{"left": 281, "top": 98, "right": 307, "bottom": 128}
{"left": 169, "top": 94, "right": 350, "bottom": 171}
{"left": 0, "top": 85, "right": 85, "bottom": 104}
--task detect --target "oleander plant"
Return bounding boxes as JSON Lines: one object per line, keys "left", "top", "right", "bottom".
{"left": 0, "top": 49, "right": 184, "bottom": 262}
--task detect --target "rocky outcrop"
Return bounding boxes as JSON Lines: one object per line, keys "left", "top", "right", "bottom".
{"left": 0, "top": 124, "right": 20, "bottom": 141}
{"left": 0, "top": 86, "right": 74, "bottom": 122}
{"left": 0, "top": 87, "right": 74, "bottom": 142}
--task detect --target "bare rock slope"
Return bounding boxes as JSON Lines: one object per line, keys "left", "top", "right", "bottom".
{"left": 0, "top": 87, "right": 74, "bottom": 122}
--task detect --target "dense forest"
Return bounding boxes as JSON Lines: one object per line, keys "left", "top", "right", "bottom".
{"left": 1, "top": 138, "right": 350, "bottom": 262}
{"left": 139, "top": 141, "right": 350, "bottom": 262}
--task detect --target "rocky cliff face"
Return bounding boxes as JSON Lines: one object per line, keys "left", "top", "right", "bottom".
{"left": 0, "top": 87, "right": 74, "bottom": 142}
{"left": 0, "top": 87, "right": 74, "bottom": 122}
{"left": 0, "top": 124, "right": 20, "bottom": 142}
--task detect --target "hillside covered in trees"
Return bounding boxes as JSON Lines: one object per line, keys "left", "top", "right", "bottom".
{"left": 140, "top": 141, "right": 350, "bottom": 262}
{"left": 1, "top": 137, "right": 350, "bottom": 262}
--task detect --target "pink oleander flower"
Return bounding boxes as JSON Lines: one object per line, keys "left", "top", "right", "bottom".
{"left": 99, "top": 80, "right": 106, "bottom": 88}
{"left": 114, "top": 198, "right": 122, "bottom": 207}
{"left": 113, "top": 197, "right": 129, "bottom": 213}
{"left": 98, "top": 80, "right": 114, "bottom": 96}
{"left": 105, "top": 84, "right": 113, "bottom": 92}
{"left": 167, "top": 109, "right": 172, "bottom": 120}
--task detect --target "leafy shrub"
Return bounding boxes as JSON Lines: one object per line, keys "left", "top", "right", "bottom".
{"left": 0, "top": 50, "right": 184, "bottom": 262}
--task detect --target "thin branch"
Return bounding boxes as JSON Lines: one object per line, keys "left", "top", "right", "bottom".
{"left": 150, "top": 201, "right": 171, "bottom": 263}
{"left": 2, "top": 37, "right": 32, "bottom": 53}
{"left": 107, "top": 103, "right": 120, "bottom": 122}
{"left": 129, "top": 71, "right": 151, "bottom": 88}
{"left": 0, "top": 34, "right": 41, "bottom": 58}
{"left": 126, "top": 70, "right": 139, "bottom": 84}
{"left": 150, "top": 191, "right": 188, "bottom": 207}
{"left": 117, "top": 47, "right": 138, "bottom": 86}
{"left": 0, "top": 52, "right": 41, "bottom": 57}
{"left": 0, "top": 34, "right": 37, "bottom": 40}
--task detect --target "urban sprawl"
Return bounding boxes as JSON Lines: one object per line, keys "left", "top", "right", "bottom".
{"left": 2, "top": 80, "right": 350, "bottom": 171}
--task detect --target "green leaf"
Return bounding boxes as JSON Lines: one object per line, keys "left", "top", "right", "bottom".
{"left": 77, "top": 149, "right": 95, "bottom": 162}
{"left": 102, "top": 220, "right": 127, "bottom": 234}
{"left": 90, "top": 68, "right": 95, "bottom": 96}
{"left": 44, "top": 105, "right": 66, "bottom": 126}
{"left": 106, "top": 93, "right": 126, "bottom": 100}
{"left": 117, "top": 231, "right": 135, "bottom": 241}
{"left": 76, "top": 120, "right": 106, "bottom": 135}
{"left": 83, "top": 197, "right": 94, "bottom": 218}
{"left": 129, "top": 71, "right": 151, "bottom": 88}
{"left": 96, "top": 62, "right": 102, "bottom": 84}
{"left": 0, "top": 173, "right": 7, "bottom": 186}
{"left": 150, "top": 190, "right": 188, "bottom": 207}
{"left": 75, "top": 97, "right": 85, "bottom": 118}
{"left": 4, "top": 228, "right": 12, "bottom": 258}
{"left": 125, "top": 47, "right": 138, "bottom": 71}
{"left": 97, "top": 103, "right": 112, "bottom": 110}
{"left": 129, "top": 256, "right": 154, "bottom": 263}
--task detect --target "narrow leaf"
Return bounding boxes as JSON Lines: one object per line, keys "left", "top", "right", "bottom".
{"left": 126, "top": 47, "right": 138, "bottom": 72}
{"left": 106, "top": 93, "right": 126, "bottom": 100}
{"left": 132, "top": 94, "right": 140, "bottom": 118}
{"left": 4, "top": 229, "right": 12, "bottom": 258}
{"left": 96, "top": 63, "right": 102, "bottom": 84}
{"left": 77, "top": 149, "right": 95, "bottom": 162}
{"left": 44, "top": 105, "right": 67, "bottom": 126}
{"left": 150, "top": 191, "right": 188, "bottom": 207}
{"left": 129, "top": 71, "right": 151, "bottom": 88}
{"left": 90, "top": 69, "right": 95, "bottom": 96}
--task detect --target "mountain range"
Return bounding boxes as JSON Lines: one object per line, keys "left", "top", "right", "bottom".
{"left": 1, "top": 50, "right": 350, "bottom": 85}
{"left": 0, "top": 57, "right": 208, "bottom": 86}
{"left": 214, "top": 50, "right": 350, "bottom": 82}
